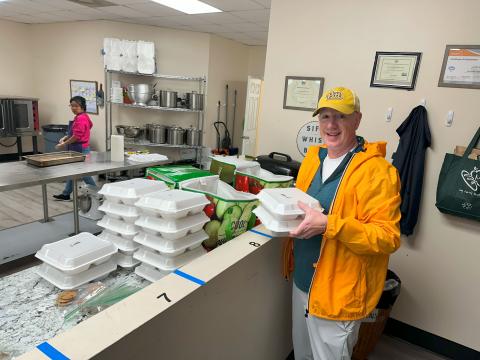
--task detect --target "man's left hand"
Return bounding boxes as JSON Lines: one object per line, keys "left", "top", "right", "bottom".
{"left": 290, "top": 201, "right": 328, "bottom": 239}
{"left": 55, "top": 143, "right": 65, "bottom": 150}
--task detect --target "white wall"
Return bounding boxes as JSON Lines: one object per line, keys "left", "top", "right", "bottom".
{"left": 248, "top": 46, "right": 267, "bottom": 79}
{"left": 0, "top": 20, "right": 35, "bottom": 154}
{"left": 260, "top": 0, "right": 480, "bottom": 351}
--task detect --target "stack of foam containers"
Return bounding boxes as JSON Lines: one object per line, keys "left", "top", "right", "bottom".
{"left": 35, "top": 232, "right": 117, "bottom": 290}
{"left": 97, "top": 178, "right": 169, "bottom": 270}
{"left": 253, "top": 188, "right": 322, "bottom": 236}
{"left": 137, "top": 41, "right": 155, "bottom": 74}
{"left": 133, "top": 189, "right": 210, "bottom": 282}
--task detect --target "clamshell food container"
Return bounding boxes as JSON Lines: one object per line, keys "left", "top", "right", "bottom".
{"left": 133, "top": 230, "right": 208, "bottom": 257}
{"left": 35, "top": 232, "right": 117, "bottom": 275}
{"left": 134, "top": 213, "right": 209, "bottom": 240}
{"left": 37, "top": 260, "right": 117, "bottom": 290}
{"left": 133, "top": 244, "right": 206, "bottom": 271}
{"left": 98, "top": 178, "right": 169, "bottom": 205}
{"left": 134, "top": 189, "right": 209, "bottom": 219}
{"left": 253, "top": 206, "right": 303, "bottom": 237}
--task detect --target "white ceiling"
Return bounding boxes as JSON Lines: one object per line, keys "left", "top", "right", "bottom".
{"left": 0, "top": 0, "right": 270, "bottom": 45}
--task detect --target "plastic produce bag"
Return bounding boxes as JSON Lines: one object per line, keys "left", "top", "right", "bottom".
{"left": 234, "top": 167, "right": 293, "bottom": 194}
{"left": 63, "top": 280, "right": 142, "bottom": 324}
{"left": 180, "top": 176, "right": 259, "bottom": 249}
{"left": 145, "top": 165, "right": 213, "bottom": 189}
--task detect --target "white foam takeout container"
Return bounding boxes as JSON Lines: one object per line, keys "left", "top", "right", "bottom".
{"left": 135, "top": 189, "right": 210, "bottom": 219}
{"left": 135, "top": 263, "right": 170, "bottom": 283}
{"left": 257, "top": 188, "right": 322, "bottom": 220}
{"left": 133, "top": 230, "right": 208, "bottom": 258}
{"left": 98, "top": 201, "right": 141, "bottom": 223}
{"left": 253, "top": 205, "right": 303, "bottom": 237}
{"left": 37, "top": 259, "right": 117, "bottom": 290}
{"left": 114, "top": 252, "right": 141, "bottom": 269}
{"left": 35, "top": 232, "right": 117, "bottom": 275}
{"left": 133, "top": 244, "right": 206, "bottom": 271}
{"left": 134, "top": 213, "right": 209, "bottom": 240}
{"left": 97, "top": 230, "right": 138, "bottom": 255}
{"left": 97, "top": 216, "right": 139, "bottom": 240}
{"left": 98, "top": 178, "right": 169, "bottom": 205}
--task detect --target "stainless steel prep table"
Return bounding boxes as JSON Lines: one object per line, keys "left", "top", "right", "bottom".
{"left": 0, "top": 151, "right": 170, "bottom": 234}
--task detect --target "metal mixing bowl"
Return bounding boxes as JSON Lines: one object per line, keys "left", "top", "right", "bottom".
{"left": 116, "top": 125, "right": 126, "bottom": 135}
{"left": 124, "top": 126, "right": 141, "bottom": 138}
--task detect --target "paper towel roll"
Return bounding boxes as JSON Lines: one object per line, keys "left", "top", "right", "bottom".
{"left": 111, "top": 135, "right": 124, "bottom": 162}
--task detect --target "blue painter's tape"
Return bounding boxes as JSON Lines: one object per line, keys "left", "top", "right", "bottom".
{"left": 37, "top": 342, "right": 70, "bottom": 360}
{"left": 249, "top": 229, "right": 273, "bottom": 238}
{"left": 174, "top": 269, "right": 206, "bottom": 286}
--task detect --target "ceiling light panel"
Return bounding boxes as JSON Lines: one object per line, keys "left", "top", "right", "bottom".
{"left": 151, "top": 0, "right": 222, "bottom": 15}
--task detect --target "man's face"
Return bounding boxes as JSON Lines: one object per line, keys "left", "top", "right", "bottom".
{"left": 318, "top": 108, "right": 361, "bottom": 154}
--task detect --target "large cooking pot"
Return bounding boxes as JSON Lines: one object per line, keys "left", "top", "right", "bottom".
{"left": 150, "top": 124, "right": 166, "bottom": 144}
{"left": 185, "top": 91, "right": 204, "bottom": 110}
{"left": 167, "top": 126, "right": 185, "bottom": 145}
{"left": 128, "top": 84, "right": 152, "bottom": 106}
{"left": 160, "top": 90, "right": 178, "bottom": 108}
{"left": 185, "top": 126, "right": 202, "bottom": 146}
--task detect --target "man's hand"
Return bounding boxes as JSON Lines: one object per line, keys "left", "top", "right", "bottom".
{"left": 55, "top": 143, "right": 65, "bottom": 150}
{"left": 289, "top": 201, "right": 328, "bottom": 239}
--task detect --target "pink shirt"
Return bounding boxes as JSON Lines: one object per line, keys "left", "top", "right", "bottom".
{"left": 72, "top": 113, "right": 93, "bottom": 149}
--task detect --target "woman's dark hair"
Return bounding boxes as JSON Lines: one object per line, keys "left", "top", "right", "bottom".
{"left": 70, "top": 96, "right": 87, "bottom": 111}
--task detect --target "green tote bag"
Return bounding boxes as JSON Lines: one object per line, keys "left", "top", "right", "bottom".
{"left": 435, "top": 126, "right": 480, "bottom": 221}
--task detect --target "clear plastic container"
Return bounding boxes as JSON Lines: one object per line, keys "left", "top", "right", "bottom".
{"left": 135, "top": 189, "right": 210, "bottom": 219}
{"left": 97, "top": 216, "right": 139, "bottom": 240}
{"left": 133, "top": 245, "right": 206, "bottom": 271}
{"left": 134, "top": 213, "right": 209, "bottom": 240}
{"left": 98, "top": 201, "right": 141, "bottom": 223}
{"left": 36, "top": 260, "right": 117, "bottom": 290}
{"left": 35, "top": 232, "right": 117, "bottom": 275}
{"left": 133, "top": 230, "right": 208, "bottom": 257}
{"left": 98, "top": 178, "right": 169, "bottom": 205}
{"left": 114, "top": 252, "right": 141, "bottom": 269}
{"left": 253, "top": 206, "right": 303, "bottom": 237}
{"left": 97, "top": 230, "right": 138, "bottom": 255}
{"left": 257, "top": 188, "right": 322, "bottom": 220}
{"left": 135, "top": 263, "right": 170, "bottom": 282}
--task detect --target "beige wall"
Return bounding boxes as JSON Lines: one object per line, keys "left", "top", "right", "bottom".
{"left": 0, "top": 19, "right": 265, "bottom": 154}
{"left": 30, "top": 20, "right": 211, "bottom": 152}
{"left": 260, "top": 0, "right": 480, "bottom": 351}
{"left": 248, "top": 46, "right": 267, "bottom": 78}
{"left": 0, "top": 20, "right": 35, "bottom": 154}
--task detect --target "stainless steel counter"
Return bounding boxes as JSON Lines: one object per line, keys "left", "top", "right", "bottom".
{"left": 0, "top": 151, "right": 170, "bottom": 235}
{"left": 0, "top": 152, "right": 169, "bottom": 192}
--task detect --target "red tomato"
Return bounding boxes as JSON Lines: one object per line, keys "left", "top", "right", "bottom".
{"left": 203, "top": 203, "right": 215, "bottom": 218}
{"left": 146, "top": 176, "right": 154, "bottom": 180}
{"left": 235, "top": 175, "right": 250, "bottom": 192}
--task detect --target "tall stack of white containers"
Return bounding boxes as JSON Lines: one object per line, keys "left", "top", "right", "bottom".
{"left": 35, "top": 232, "right": 117, "bottom": 290}
{"left": 133, "top": 189, "right": 210, "bottom": 282}
{"left": 254, "top": 188, "right": 323, "bottom": 236}
{"left": 97, "top": 178, "right": 169, "bottom": 269}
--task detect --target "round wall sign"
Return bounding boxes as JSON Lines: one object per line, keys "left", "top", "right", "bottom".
{"left": 296, "top": 121, "right": 322, "bottom": 157}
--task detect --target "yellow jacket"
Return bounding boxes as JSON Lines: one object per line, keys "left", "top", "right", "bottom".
{"left": 291, "top": 141, "right": 401, "bottom": 321}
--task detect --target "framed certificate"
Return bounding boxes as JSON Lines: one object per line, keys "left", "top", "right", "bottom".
{"left": 70, "top": 79, "right": 98, "bottom": 114}
{"left": 283, "top": 76, "right": 324, "bottom": 111}
{"left": 370, "top": 52, "right": 422, "bottom": 90}
{"left": 438, "top": 45, "right": 480, "bottom": 89}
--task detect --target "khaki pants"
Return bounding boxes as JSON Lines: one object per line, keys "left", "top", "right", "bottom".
{"left": 292, "top": 283, "right": 361, "bottom": 360}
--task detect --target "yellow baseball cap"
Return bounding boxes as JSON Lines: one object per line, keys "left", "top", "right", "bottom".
{"left": 312, "top": 87, "right": 360, "bottom": 117}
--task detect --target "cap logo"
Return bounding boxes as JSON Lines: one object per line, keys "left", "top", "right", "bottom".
{"left": 326, "top": 91, "right": 343, "bottom": 100}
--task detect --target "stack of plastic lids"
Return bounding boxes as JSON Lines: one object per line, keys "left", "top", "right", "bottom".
{"left": 133, "top": 189, "right": 210, "bottom": 281}
{"left": 254, "top": 188, "right": 322, "bottom": 236}
{"left": 35, "top": 232, "right": 117, "bottom": 290}
{"left": 97, "top": 178, "right": 169, "bottom": 269}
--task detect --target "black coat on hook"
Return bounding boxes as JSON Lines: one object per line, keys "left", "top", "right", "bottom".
{"left": 392, "top": 105, "right": 431, "bottom": 236}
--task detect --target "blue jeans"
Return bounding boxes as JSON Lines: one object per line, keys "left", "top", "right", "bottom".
{"left": 62, "top": 147, "right": 97, "bottom": 196}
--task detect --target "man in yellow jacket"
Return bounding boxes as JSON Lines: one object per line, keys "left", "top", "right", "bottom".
{"left": 289, "top": 87, "right": 401, "bottom": 359}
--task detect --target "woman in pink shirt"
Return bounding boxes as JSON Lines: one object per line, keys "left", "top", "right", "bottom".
{"left": 53, "top": 96, "right": 96, "bottom": 201}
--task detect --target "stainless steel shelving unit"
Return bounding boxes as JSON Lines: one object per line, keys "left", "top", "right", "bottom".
{"left": 104, "top": 69, "right": 207, "bottom": 163}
